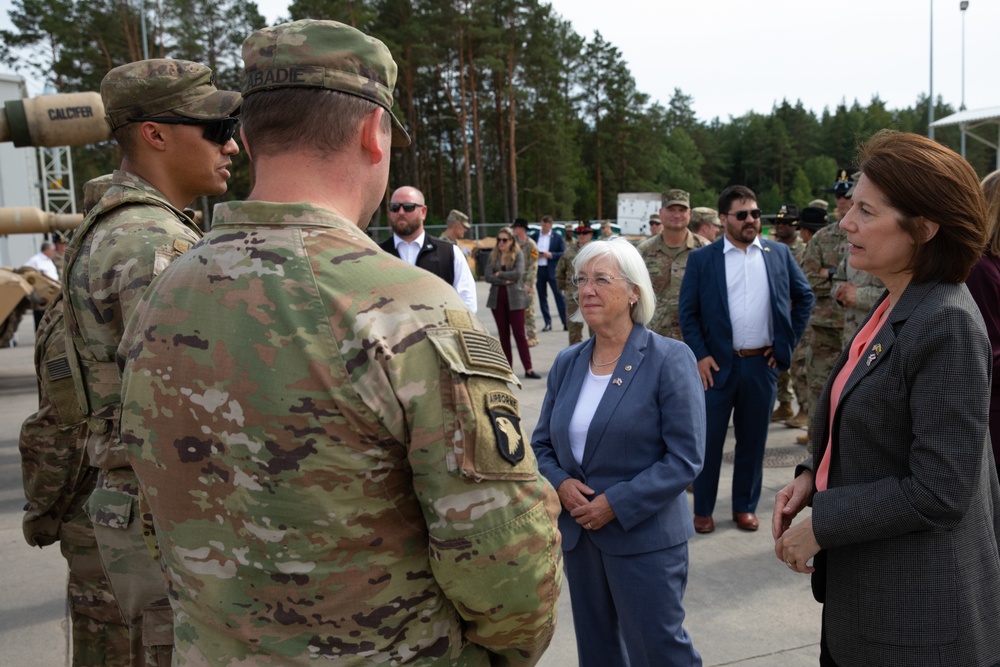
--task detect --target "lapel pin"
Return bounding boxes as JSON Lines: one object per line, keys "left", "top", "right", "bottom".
{"left": 764, "top": 247, "right": 770, "bottom": 252}
{"left": 866, "top": 343, "right": 883, "bottom": 367}
{"left": 612, "top": 378, "right": 623, "bottom": 386}
{"left": 625, "top": 365, "right": 632, "bottom": 372}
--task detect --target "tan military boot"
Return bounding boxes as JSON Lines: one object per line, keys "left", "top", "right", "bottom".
{"left": 771, "top": 402, "right": 794, "bottom": 422}
{"left": 785, "top": 409, "right": 809, "bottom": 429}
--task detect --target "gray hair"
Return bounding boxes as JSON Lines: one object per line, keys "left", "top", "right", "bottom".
{"left": 572, "top": 237, "right": 655, "bottom": 326}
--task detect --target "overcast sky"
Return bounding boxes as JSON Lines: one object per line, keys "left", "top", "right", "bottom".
{"left": 3, "top": 0, "right": 997, "bottom": 123}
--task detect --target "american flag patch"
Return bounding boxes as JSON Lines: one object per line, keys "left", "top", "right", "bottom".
{"left": 459, "top": 330, "right": 511, "bottom": 375}
{"left": 46, "top": 355, "right": 72, "bottom": 381}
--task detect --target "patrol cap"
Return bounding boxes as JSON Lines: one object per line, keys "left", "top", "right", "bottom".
{"left": 690, "top": 207, "right": 719, "bottom": 228}
{"left": 241, "top": 19, "right": 410, "bottom": 146}
{"left": 798, "top": 206, "right": 829, "bottom": 232}
{"left": 575, "top": 223, "right": 595, "bottom": 235}
{"left": 102, "top": 59, "right": 241, "bottom": 132}
{"left": 649, "top": 214, "right": 661, "bottom": 224}
{"left": 662, "top": 189, "right": 690, "bottom": 209}
{"left": 446, "top": 209, "right": 470, "bottom": 228}
{"left": 512, "top": 217, "right": 529, "bottom": 230}
{"left": 808, "top": 198, "right": 830, "bottom": 211}
{"left": 82, "top": 173, "right": 115, "bottom": 213}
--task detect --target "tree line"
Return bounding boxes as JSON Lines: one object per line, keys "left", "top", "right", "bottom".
{"left": 2, "top": 0, "right": 994, "bottom": 230}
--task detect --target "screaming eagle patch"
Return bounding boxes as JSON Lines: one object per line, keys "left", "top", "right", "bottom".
{"left": 486, "top": 391, "right": 525, "bottom": 465}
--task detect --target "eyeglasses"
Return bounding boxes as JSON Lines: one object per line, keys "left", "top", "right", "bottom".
{"left": 727, "top": 208, "right": 762, "bottom": 221}
{"left": 571, "top": 274, "right": 626, "bottom": 288}
{"left": 389, "top": 202, "right": 421, "bottom": 213}
{"left": 497, "top": 237, "right": 511, "bottom": 243}
{"left": 128, "top": 116, "right": 240, "bottom": 146}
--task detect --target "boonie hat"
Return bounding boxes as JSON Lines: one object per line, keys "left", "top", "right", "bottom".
{"left": 102, "top": 59, "right": 241, "bottom": 132}
{"left": 241, "top": 19, "right": 410, "bottom": 146}
{"left": 663, "top": 189, "right": 690, "bottom": 209}
{"left": 690, "top": 207, "right": 719, "bottom": 228}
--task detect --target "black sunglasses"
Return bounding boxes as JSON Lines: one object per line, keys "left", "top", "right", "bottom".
{"left": 728, "top": 208, "right": 762, "bottom": 221}
{"left": 389, "top": 202, "right": 421, "bottom": 213}
{"left": 129, "top": 116, "right": 240, "bottom": 146}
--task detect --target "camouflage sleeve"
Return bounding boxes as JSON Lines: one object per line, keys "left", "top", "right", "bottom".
{"left": 523, "top": 241, "right": 538, "bottom": 287}
{"left": 854, "top": 280, "right": 885, "bottom": 312}
{"left": 831, "top": 252, "right": 848, "bottom": 304}
{"left": 554, "top": 253, "right": 571, "bottom": 293}
{"left": 802, "top": 234, "right": 834, "bottom": 299}
{"left": 373, "top": 313, "right": 562, "bottom": 665}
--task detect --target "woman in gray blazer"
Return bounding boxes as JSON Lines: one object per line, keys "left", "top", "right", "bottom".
{"left": 485, "top": 227, "right": 540, "bottom": 379}
{"left": 773, "top": 131, "right": 1000, "bottom": 667}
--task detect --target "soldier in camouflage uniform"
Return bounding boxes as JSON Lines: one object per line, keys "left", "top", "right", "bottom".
{"left": 556, "top": 223, "right": 595, "bottom": 344}
{"left": 798, "top": 206, "right": 845, "bottom": 449}
{"left": 688, "top": 206, "right": 720, "bottom": 242}
{"left": 119, "top": 20, "right": 562, "bottom": 666}
{"left": 62, "top": 60, "right": 241, "bottom": 667}
{"left": 20, "top": 175, "right": 130, "bottom": 667}
{"left": 636, "top": 189, "right": 710, "bottom": 341}
{"left": 512, "top": 218, "right": 540, "bottom": 346}
{"left": 766, "top": 205, "right": 810, "bottom": 426}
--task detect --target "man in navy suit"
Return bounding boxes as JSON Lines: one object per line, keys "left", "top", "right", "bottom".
{"left": 530, "top": 215, "right": 567, "bottom": 331}
{"left": 679, "top": 185, "right": 813, "bottom": 534}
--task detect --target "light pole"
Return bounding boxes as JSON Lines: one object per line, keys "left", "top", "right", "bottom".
{"left": 928, "top": 0, "right": 935, "bottom": 140}
{"left": 960, "top": 0, "right": 969, "bottom": 157}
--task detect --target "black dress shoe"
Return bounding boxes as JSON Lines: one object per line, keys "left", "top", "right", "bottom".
{"left": 524, "top": 370, "right": 542, "bottom": 379}
{"left": 541, "top": 324, "right": 552, "bottom": 332}
{"left": 563, "top": 324, "right": 568, "bottom": 331}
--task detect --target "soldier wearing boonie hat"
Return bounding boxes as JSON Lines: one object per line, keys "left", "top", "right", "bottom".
{"left": 61, "top": 58, "right": 241, "bottom": 667}
{"left": 442, "top": 208, "right": 471, "bottom": 244}
{"left": 117, "top": 19, "right": 561, "bottom": 667}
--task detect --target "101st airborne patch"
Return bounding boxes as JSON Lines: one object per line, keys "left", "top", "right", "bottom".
{"left": 486, "top": 391, "right": 525, "bottom": 465}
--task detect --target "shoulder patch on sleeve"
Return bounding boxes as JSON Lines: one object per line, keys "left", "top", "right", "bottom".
{"left": 426, "top": 328, "right": 518, "bottom": 385}
{"left": 445, "top": 308, "right": 473, "bottom": 329}
{"left": 487, "top": 392, "right": 525, "bottom": 465}
{"left": 172, "top": 238, "right": 193, "bottom": 254}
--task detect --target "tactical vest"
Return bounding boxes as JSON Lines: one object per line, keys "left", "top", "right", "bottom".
{"left": 380, "top": 234, "right": 455, "bottom": 287}
{"left": 60, "top": 185, "right": 196, "bottom": 470}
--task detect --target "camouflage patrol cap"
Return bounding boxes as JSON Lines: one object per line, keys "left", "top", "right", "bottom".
{"left": 649, "top": 214, "right": 661, "bottom": 223}
{"left": 446, "top": 209, "right": 471, "bottom": 228}
{"left": 799, "top": 206, "right": 830, "bottom": 232}
{"left": 82, "top": 173, "right": 115, "bottom": 213}
{"left": 662, "top": 189, "right": 690, "bottom": 209}
{"left": 808, "top": 198, "right": 830, "bottom": 212}
{"left": 102, "top": 59, "right": 241, "bottom": 132}
{"left": 690, "top": 207, "right": 720, "bottom": 227}
{"left": 241, "top": 19, "right": 410, "bottom": 147}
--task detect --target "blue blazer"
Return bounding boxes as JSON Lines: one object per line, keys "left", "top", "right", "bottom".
{"left": 529, "top": 230, "right": 565, "bottom": 266}
{"left": 678, "top": 238, "right": 814, "bottom": 386}
{"left": 531, "top": 323, "right": 705, "bottom": 555}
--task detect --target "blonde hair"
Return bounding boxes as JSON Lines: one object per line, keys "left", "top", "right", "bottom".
{"left": 490, "top": 226, "right": 520, "bottom": 270}
{"left": 982, "top": 169, "right": 1000, "bottom": 257}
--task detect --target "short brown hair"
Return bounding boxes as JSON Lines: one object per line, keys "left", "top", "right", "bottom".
{"left": 541, "top": 215, "right": 554, "bottom": 224}
{"left": 717, "top": 185, "right": 756, "bottom": 215}
{"left": 982, "top": 169, "right": 1000, "bottom": 257}
{"left": 857, "top": 130, "right": 986, "bottom": 284}
{"left": 240, "top": 88, "right": 389, "bottom": 158}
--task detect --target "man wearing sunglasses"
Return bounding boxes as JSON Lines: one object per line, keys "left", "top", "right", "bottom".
{"left": 380, "top": 186, "right": 478, "bottom": 312}
{"left": 61, "top": 58, "right": 240, "bottom": 667}
{"left": 679, "top": 185, "right": 813, "bottom": 535}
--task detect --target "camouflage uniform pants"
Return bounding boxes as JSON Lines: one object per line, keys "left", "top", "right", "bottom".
{"left": 566, "top": 306, "right": 591, "bottom": 346}
{"left": 525, "top": 286, "right": 537, "bottom": 341}
{"left": 61, "top": 519, "right": 131, "bottom": 667}
{"left": 805, "top": 326, "right": 844, "bottom": 454}
{"left": 87, "top": 468, "right": 172, "bottom": 667}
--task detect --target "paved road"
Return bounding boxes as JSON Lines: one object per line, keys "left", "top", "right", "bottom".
{"left": 0, "top": 281, "right": 822, "bottom": 666}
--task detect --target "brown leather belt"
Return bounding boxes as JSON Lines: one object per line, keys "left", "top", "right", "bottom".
{"left": 734, "top": 347, "right": 768, "bottom": 357}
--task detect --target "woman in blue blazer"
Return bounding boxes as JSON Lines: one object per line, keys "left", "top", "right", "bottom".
{"left": 774, "top": 131, "right": 1000, "bottom": 666}
{"left": 532, "top": 238, "right": 705, "bottom": 667}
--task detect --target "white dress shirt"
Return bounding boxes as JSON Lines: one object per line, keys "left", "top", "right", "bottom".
{"left": 536, "top": 232, "right": 552, "bottom": 266}
{"left": 393, "top": 231, "right": 478, "bottom": 313}
{"left": 723, "top": 236, "right": 772, "bottom": 350}
{"left": 23, "top": 252, "right": 59, "bottom": 281}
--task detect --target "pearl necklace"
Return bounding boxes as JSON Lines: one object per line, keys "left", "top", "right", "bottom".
{"left": 590, "top": 352, "right": 622, "bottom": 368}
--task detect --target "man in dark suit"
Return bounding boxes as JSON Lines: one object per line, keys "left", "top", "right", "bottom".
{"left": 679, "top": 185, "right": 813, "bottom": 534}
{"left": 530, "top": 215, "right": 566, "bottom": 331}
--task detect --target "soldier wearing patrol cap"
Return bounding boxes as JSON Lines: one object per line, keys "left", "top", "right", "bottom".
{"left": 118, "top": 19, "right": 561, "bottom": 666}
{"left": 556, "top": 222, "right": 595, "bottom": 345}
{"left": 61, "top": 58, "right": 240, "bottom": 667}
{"left": 807, "top": 198, "right": 830, "bottom": 212}
{"left": 648, "top": 213, "right": 662, "bottom": 236}
{"left": 637, "top": 188, "right": 709, "bottom": 341}
{"left": 441, "top": 208, "right": 470, "bottom": 244}
{"left": 511, "top": 217, "right": 540, "bottom": 345}
{"left": 689, "top": 206, "right": 721, "bottom": 242}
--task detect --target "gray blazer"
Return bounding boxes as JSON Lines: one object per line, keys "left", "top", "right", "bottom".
{"left": 484, "top": 251, "right": 530, "bottom": 311}
{"left": 801, "top": 280, "right": 1000, "bottom": 666}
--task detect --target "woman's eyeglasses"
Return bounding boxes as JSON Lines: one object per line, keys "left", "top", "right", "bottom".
{"left": 728, "top": 208, "right": 762, "bottom": 221}
{"left": 571, "top": 274, "right": 625, "bottom": 288}
{"left": 497, "top": 237, "right": 511, "bottom": 243}
{"left": 389, "top": 202, "right": 420, "bottom": 213}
